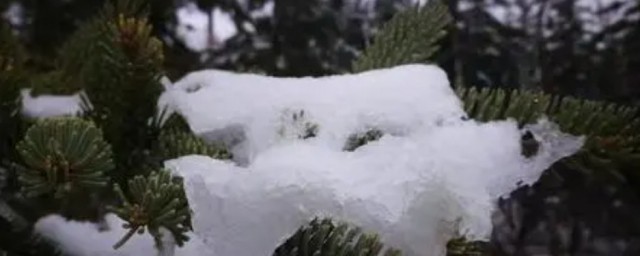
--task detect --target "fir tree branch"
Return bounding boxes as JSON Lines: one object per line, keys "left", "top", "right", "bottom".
{"left": 457, "top": 86, "right": 640, "bottom": 183}
{"left": 14, "top": 118, "right": 114, "bottom": 198}
{"left": 352, "top": 0, "right": 452, "bottom": 72}
{"left": 273, "top": 217, "right": 401, "bottom": 256}
{"left": 109, "top": 169, "right": 191, "bottom": 250}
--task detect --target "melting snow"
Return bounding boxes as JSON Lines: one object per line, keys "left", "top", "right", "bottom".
{"left": 20, "top": 89, "right": 84, "bottom": 118}
{"left": 35, "top": 214, "right": 211, "bottom": 256}
{"left": 38, "top": 65, "right": 583, "bottom": 256}
{"left": 162, "top": 64, "right": 583, "bottom": 256}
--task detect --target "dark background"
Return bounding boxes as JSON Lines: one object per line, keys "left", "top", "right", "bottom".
{"left": 2, "top": 0, "right": 639, "bottom": 102}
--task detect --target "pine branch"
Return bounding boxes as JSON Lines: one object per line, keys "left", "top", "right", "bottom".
{"left": 14, "top": 118, "right": 114, "bottom": 198}
{"left": 446, "top": 237, "right": 492, "bottom": 256}
{"left": 53, "top": 0, "right": 167, "bottom": 180}
{"left": 457, "top": 86, "right": 640, "bottom": 183}
{"left": 157, "top": 128, "right": 232, "bottom": 161}
{"left": 344, "top": 129, "right": 384, "bottom": 152}
{"left": 109, "top": 169, "right": 190, "bottom": 250}
{"left": 352, "top": 0, "right": 452, "bottom": 72}
{"left": 273, "top": 218, "right": 401, "bottom": 256}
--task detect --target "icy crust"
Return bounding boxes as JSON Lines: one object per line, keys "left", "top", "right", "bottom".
{"left": 160, "top": 65, "right": 584, "bottom": 256}
{"left": 32, "top": 65, "right": 583, "bottom": 256}
{"left": 158, "top": 65, "right": 465, "bottom": 163}
{"left": 35, "top": 214, "right": 211, "bottom": 256}
{"left": 167, "top": 119, "right": 582, "bottom": 256}
{"left": 20, "top": 89, "right": 84, "bottom": 118}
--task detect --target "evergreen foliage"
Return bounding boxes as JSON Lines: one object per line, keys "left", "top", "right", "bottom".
{"left": 446, "top": 237, "right": 492, "bottom": 256}
{"left": 157, "top": 128, "right": 232, "bottom": 161}
{"left": 273, "top": 218, "right": 401, "bottom": 256}
{"left": 110, "top": 169, "right": 190, "bottom": 250}
{"left": 456, "top": 86, "right": 640, "bottom": 184}
{"left": 154, "top": 111, "right": 231, "bottom": 161}
{"left": 344, "top": 129, "right": 384, "bottom": 152}
{"left": 86, "top": 12, "right": 163, "bottom": 165}
{"left": 59, "top": 0, "right": 168, "bottom": 181}
{"left": 14, "top": 118, "right": 114, "bottom": 198}
{"left": 352, "top": 0, "right": 452, "bottom": 72}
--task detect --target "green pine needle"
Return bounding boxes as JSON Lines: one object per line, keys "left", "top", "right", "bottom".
{"left": 344, "top": 129, "right": 384, "bottom": 152}
{"left": 446, "top": 237, "right": 492, "bottom": 256}
{"left": 273, "top": 218, "right": 402, "bottom": 256}
{"left": 457, "top": 86, "right": 640, "bottom": 182}
{"left": 110, "top": 169, "right": 190, "bottom": 250}
{"left": 14, "top": 118, "right": 114, "bottom": 198}
{"left": 352, "top": 0, "right": 452, "bottom": 72}
{"left": 157, "top": 128, "right": 232, "bottom": 161}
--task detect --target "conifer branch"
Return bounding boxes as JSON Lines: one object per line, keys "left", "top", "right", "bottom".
{"left": 110, "top": 169, "right": 190, "bottom": 250}
{"left": 157, "top": 128, "right": 232, "bottom": 161}
{"left": 273, "top": 218, "right": 402, "bottom": 256}
{"left": 352, "top": 0, "right": 452, "bottom": 72}
{"left": 14, "top": 118, "right": 114, "bottom": 198}
{"left": 457, "top": 86, "right": 640, "bottom": 182}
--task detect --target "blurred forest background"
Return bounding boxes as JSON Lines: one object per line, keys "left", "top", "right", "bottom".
{"left": 1, "top": 0, "right": 639, "bottom": 103}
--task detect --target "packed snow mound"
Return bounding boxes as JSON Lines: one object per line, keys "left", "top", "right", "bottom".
{"left": 158, "top": 65, "right": 464, "bottom": 163}
{"left": 35, "top": 213, "right": 211, "bottom": 256}
{"left": 159, "top": 64, "right": 584, "bottom": 256}
{"left": 20, "top": 89, "right": 84, "bottom": 118}
{"left": 34, "top": 65, "right": 583, "bottom": 256}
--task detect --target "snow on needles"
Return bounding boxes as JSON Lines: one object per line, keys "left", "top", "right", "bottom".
{"left": 35, "top": 214, "right": 212, "bottom": 256}
{"left": 39, "top": 64, "right": 584, "bottom": 256}
{"left": 162, "top": 64, "right": 583, "bottom": 256}
{"left": 20, "top": 89, "right": 84, "bottom": 118}
{"left": 159, "top": 65, "right": 464, "bottom": 163}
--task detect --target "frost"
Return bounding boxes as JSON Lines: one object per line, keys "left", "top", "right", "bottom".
{"left": 159, "top": 64, "right": 584, "bottom": 256}
{"left": 35, "top": 214, "right": 211, "bottom": 256}
{"left": 20, "top": 89, "right": 84, "bottom": 118}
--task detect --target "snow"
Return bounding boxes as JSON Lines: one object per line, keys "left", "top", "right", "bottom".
{"left": 249, "top": 2, "right": 275, "bottom": 19}
{"left": 36, "top": 64, "right": 583, "bottom": 256}
{"left": 159, "top": 65, "right": 463, "bottom": 163}
{"left": 159, "top": 64, "right": 583, "bottom": 256}
{"left": 2, "top": 1, "right": 24, "bottom": 27}
{"left": 35, "top": 214, "right": 212, "bottom": 256}
{"left": 20, "top": 89, "right": 84, "bottom": 118}
{"left": 175, "top": 3, "right": 238, "bottom": 52}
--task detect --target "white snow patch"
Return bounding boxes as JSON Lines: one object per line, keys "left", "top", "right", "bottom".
{"left": 175, "top": 3, "right": 238, "bottom": 52}
{"left": 35, "top": 214, "right": 212, "bottom": 256}
{"left": 2, "top": 1, "right": 24, "bottom": 27}
{"left": 20, "top": 89, "right": 84, "bottom": 118}
{"left": 159, "top": 65, "right": 464, "bottom": 163}
{"left": 37, "top": 65, "right": 583, "bottom": 256}
{"left": 250, "top": 1, "right": 275, "bottom": 19}
{"left": 158, "top": 64, "right": 583, "bottom": 256}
